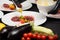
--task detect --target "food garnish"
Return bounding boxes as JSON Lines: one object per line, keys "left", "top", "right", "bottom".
{"left": 11, "top": 16, "right": 34, "bottom": 24}
{"left": 3, "top": 3, "right": 16, "bottom": 10}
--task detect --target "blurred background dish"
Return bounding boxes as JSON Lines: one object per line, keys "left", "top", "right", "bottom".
{"left": 0, "top": 1, "right": 14, "bottom": 11}
{"left": 0, "top": 0, "right": 32, "bottom": 11}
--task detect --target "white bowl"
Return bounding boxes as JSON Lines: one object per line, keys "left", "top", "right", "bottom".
{"left": 36, "top": 1, "right": 57, "bottom": 15}
{"left": 21, "top": 1, "right": 32, "bottom": 10}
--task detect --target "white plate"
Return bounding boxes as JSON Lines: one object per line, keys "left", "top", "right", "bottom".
{"left": 0, "top": 1, "right": 32, "bottom": 11}
{"left": 0, "top": 11, "right": 4, "bottom": 18}
{"left": 47, "top": 14, "right": 60, "bottom": 19}
{"left": 0, "top": 1, "right": 14, "bottom": 11}
{"left": 1, "top": 11, "right": 47, "bottom": 26}
{"left": 39, "top": 10, "right": 60, "bottom": 19}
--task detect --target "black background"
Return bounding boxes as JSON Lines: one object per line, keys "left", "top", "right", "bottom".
{"left": 2, "top": 4, "right": 60, "bottom": 40}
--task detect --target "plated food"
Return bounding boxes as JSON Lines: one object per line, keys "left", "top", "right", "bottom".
{"left": 1, "top": 11, "right": 47, "bottom": 26}
{"left": 0, "top": 0, "right": 32, "bottom": 11}
{"left": 11, "top": 16, "right": 34, "bottom": 24}
{"left": 3, "top": 3, "right": 16, "bottom": 10}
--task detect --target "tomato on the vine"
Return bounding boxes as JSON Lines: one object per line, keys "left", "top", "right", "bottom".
{"left": 28, "top": 32, "right": 33, "bottom": 37}
{"left": 26, "top": 37, "right": 31, "bottom": 40}
{"left": 32, "top": 34, "right": 37, "bottom": 38}
{"left": 21, "top": 37, "right": 25, "bottom": 40}
{"left": 53, "top": 34, "right": 58, "bottom": 40}
{"left": 37, "top": 35, "right": 41, "bottom": 39}
{"left": 41, "top": 35, "right": 46, "bottom": 40}
{"left": 23, "top": 33, "right": 28, "bottom": 38}
{"left": 48, "top": 35, "right": 54, "bottom": 40}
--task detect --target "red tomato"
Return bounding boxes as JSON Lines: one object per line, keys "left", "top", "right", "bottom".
{"left": 9, "top": 4, "right": 15, "bottom": 10}
{"left": 32, "top": 34, "right": 37, "bottom": 38}
{"left": 41, "top": 35, "right": 46, "bottom": 40}
{"left": 53, "top": 34, "right": 58, "bottom": 40}
{"left": 28, "top": 32, "right": 33, "bottom": 37}
{"left": 26, "top": 37, "right": 31, "bottom": 40}
{"left": 37, "top": 35, "right": 41, "bottom": 39}
{"left": 48, "top": 35, "right": 54, "bottom": 40}
{"left": 23, "top": 33, "right": 28, "bottom": 38}
{"left": 20, "top": 19, "right": 25, "bottom": 24}
{"left": 21, "top": 37, "right": 25, "bottom": 40}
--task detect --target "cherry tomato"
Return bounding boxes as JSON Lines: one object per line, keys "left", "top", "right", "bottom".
{"left": 32, "top": 34, "right": 37, "bottom": 38}
{"left": 23, "top": 33, "right": 28, "bottom": 38}
{"left": 41, "top": 35, "right": 46, "bottom": 40}
{"left": 48, "top": 35, "right": 54, "bottom": 40}
{"left": 20, "top": 19, "right": 25, "bottom": 24}
{"left": 37, "top": 35, "right": 41, "bottom": 39}
{"left": 9, "top": 4, "right": 15, "bottom": 10}
{"left": 26, "top": 37, "right": 31, "bottom": 40}
{"left": 21, "top": 37, "right": 25, "bottom": 40}
{"left": 28, "top": 32, "right": 33, "bottom": 37}
{"left": 53, "top": 34, "right": 58, "bottom": 40}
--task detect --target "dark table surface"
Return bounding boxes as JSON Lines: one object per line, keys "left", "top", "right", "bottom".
{"left": 2, "top": 4, "right": 60, "bottom": 40}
